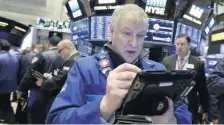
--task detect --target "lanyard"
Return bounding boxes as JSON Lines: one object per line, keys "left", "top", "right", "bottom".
{"left": 178, "top": 59, "right": 189, "bottom": 70}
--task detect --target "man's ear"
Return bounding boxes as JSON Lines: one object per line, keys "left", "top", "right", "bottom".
{"left": 188, "top": 43, "right": 191, "bottom": 49}
{"left": 109, "top": 25, "right": 115, "bottom": 39}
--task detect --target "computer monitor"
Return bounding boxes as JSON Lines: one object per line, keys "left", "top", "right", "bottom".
{"left": 36, "top": 18, "right": 70, "bottom": 33}
{"left": 77, "top": 40, "right": 93, "bottom": 56}
{"left": 136, "top": 0, "right": 175, "bottom": 18}
{"left": 91, "top": 16, "right": 111, "bottom": 40}
{"left": 70, "top": 17, "right": 89, "bottom": 43}
{"left": 175, "top": 22, "right": 202, "bottom": 49}
{"left": 64, "top": 0, "right": 87, "bottom": 21}
{"left": 181, "top": 0, "right": 212, "bottom": 29}
{"left": 145, "top": 18, "right": 174, "bottom": 45}
{"left": 204, "top": 17, "right": 215, "bottom": 35}
{"left": 89, "top": 0, "right": 125, "bottom": 15}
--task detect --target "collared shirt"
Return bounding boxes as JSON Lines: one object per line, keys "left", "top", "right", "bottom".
{"left": 175, "top": 53, "right": 190, "bottom": 70}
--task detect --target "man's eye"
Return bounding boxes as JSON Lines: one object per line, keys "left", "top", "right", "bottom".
{"left": 124, "top": 32, "right": 131, "bottom": 36}
{"left": 137, "top": 34, "right": 145, "bottom": 38}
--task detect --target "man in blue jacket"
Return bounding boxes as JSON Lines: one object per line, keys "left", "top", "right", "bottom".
{"left": 0, "top": 39, "right": 18, "bottom": 123}
{"left": 46, "top": 4, "right": 192, "bottom": 124}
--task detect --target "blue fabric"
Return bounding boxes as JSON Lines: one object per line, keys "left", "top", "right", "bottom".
{"left": 0, "top": 51, "right": 18, "bottom": 94}
{"left": 46, "top": 54, "right": 192, "bottom": 124}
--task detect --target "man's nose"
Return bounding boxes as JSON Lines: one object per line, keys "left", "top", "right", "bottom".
{"left": 129, "top": 36, "right": 137, "bottom": 47}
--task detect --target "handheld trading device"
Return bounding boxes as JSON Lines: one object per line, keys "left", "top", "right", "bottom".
{"left": 115, "top": 70, "right": 197, "bottom": 124}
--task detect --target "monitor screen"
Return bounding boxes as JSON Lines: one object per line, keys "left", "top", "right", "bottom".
{"left": 94, "top": 46, "right": 103, "bottom": 55}
{"left": 205, "top": 18, "right": 215, "bottom": 34}
{"left": 137, "top": 0, "right": 175, "bottom": 18}
{"left": 68, "top": 0, "right": 82, "bottom": 19}
{"left": 77, "top": 40, "right": 92, "bottom": 56}
{"left": 70, "top": 17, "right": 89, "bottom": 43}
{"left": 89, "top": 0, "right": 124, "bottom": 15}
{"left": 36, "top": 18, "right": 70, "bottom": 33}
{"left": 145, "top": 18, "right": 174, "bottom": 44}
{"left": 181, "top": 1, "right": 212, "bottom": 29}
{"left": 175, "top": 22, "right": 202, "bottom": 49}
{"left": 145, "top": 0, "right": 167, "bottom": 15}
{"left": 91, "top": 16, "right": 111, "bottom": 40}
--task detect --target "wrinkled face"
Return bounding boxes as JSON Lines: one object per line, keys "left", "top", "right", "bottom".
{"left": 175, "top": 37, "right": 191, "bottom": 57}
{"left": 110, "top": 16, "right": 147, "bottom": 64}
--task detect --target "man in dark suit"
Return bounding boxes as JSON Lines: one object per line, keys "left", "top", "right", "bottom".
{"left": 36, "top": 39, "right": 80, "bottom": 93}
{"left": 35, "top": 39, "right": 80, "bottom": 120}
{"left": 16, "top": 44, "right": 44, "bottom": 124}
{"left": 207, "top": 59, "right": 224, "bottom": 124}
{"left": 17, "top": 36, "right": 65, "bottom": 124}
{"left": 162, "top": 34, "right": 209, "bottom": 124}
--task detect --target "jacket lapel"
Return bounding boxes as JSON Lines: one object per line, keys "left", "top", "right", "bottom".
{"left": 188, "top": 55, "right": 193, "bottom": 64}
{"left": 96, "top": 54, "right": 114, "bottom": 78}
{"left": 171, "top": 55, "right": 177, "bottom": 70}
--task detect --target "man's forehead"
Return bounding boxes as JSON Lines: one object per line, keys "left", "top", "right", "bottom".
{"left": 176, "top": 38, "right": 188, "bottom": 43}
{"left": 119, "top": 15, "right": 147, "bottom": 26}
{"left": 119, "top": 20, "right": 147, "bottom": 31}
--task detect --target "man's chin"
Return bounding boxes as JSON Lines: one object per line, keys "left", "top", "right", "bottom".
{"left": 124, "top": 58, "right": 138, "bottom": 64}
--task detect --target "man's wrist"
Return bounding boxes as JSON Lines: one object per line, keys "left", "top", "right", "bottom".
{"left": 100, "top": 96, "right": 114, "bottom": 121}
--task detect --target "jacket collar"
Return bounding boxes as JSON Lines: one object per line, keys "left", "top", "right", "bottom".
{"left": 95, "top": 42, "right": 154, "bottom": 77}
{"left": 49, "top": 47, "right": 58, "bottom": 50}
{"left": 96, "top": 54, "right": 114, "bottom": 78}
{"left": 68, "top": 52, "right": 80, "bottom": 60}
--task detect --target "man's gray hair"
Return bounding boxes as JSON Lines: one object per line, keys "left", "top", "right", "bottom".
{"left": 60, "top": 39, "right": 77, "bottom": 51}
{"left": 111, "top": 4, "right": 148, "bottom": 30}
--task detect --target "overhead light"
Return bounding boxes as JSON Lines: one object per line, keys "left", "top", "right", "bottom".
{"left": 212, "top": 32, "right": 224, "bottom": 42}
{"left": 98, "top": 0, "right": 116, "bottom": 4}
{"left": 0, "top": 21, "right": 8, "bottom": 26}
{"left": 15, "top": 26, "right": 26, "bottom": 32}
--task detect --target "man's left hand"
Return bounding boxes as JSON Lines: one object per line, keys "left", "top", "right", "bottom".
{"left": 150, "top": 97, "right": 177, "bottom": 124}
{"left": 36, "top": 78, "right": 43, "bottom": 87}
{"left": 202, "top": 113, "right": 208, "bottom": 121}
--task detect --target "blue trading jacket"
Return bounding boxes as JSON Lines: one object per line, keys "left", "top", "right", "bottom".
{"left": 0, "top": 51, "right": 18, "bottom": 94}
{"left": 46, "top": 53, "right": 192, "bottom": 124}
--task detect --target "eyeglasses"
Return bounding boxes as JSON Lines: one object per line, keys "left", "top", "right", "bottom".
{"left": 58, "top": 47, "right": 65, "bottom": 53}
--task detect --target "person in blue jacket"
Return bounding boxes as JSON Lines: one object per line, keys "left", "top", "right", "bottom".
{"left": 46, "top": 4, "right": 192, "bottom": 124}
{"left": 0, "top": 39, "right": 18, "bottom": 123}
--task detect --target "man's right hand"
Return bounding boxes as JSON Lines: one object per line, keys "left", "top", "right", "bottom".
{"left": 100, "top": 63, "right": 141, "bottom": 121}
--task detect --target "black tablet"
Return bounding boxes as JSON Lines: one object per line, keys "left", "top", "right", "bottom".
{"left": 31, "top": 69, "right": 46, "bottom": 80}
{"left": 117, "top": 70, "right": 197, "bottom": 117}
